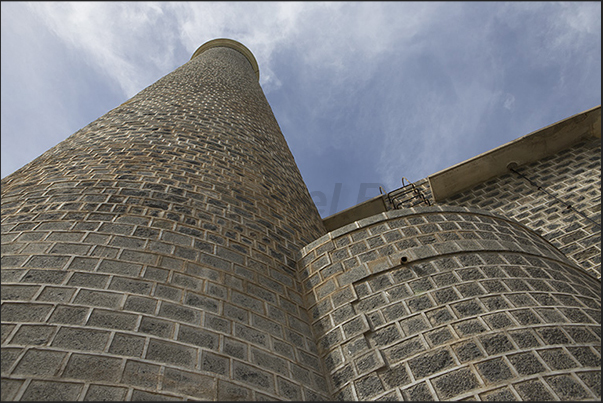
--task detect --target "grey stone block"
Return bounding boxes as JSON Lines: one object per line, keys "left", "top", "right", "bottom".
{"left": 201, "top": 350, "right": 230, "bottom": 376}
{"left": 408, "top": 348, "right": 454, "bottom": 379}
{"left": 538, "top": 348, "right": 580, "bottom": 370}
{"left": 12, "top": 349, "right": 66, "bottom": 376}
{"left": 129, "top": 389, "right": 183, "bottom": 400}
{"left": 1, "top": 284, "right": 40, "bottom": 301}
{"left": 139, "top": 316, "right": 174, "bottom": 338}
{"left": 1, "top": 378, "right": 25, "bottom": 401}
{"left": 232, "top": 360, "right": 275, "bottom": 392}
{"left": 235, "top": 324, "right": 269, "bottom": 348}
{"left": 276, "top": 376, "right": 302, "bottom": 400}
{"left": 158, "top": 301, "right": 201, "bottom": 324}
{"left": 507, "top": 351, "right": 546, "bottom": 375}
{"left": 354, "top": 350, "right": 385, "bottom": 376}
{"left": 21, "top": 380, "right": 84, "bottom": 401}
{"left": 161, "top": 366, "right": 216, "bottom": 399}
{"left": 109, "top": 332, "right": 145, "bottom": 357}
{"left": 479, "top": 333, "right": 515, "bottom": 355}
{"left": 514, "top": 378, "right": 556, "bottom": 400}
{"left": 452, "top": 340, "right": 485, "bottom": 363}
{"left": 476, "top": 357, "right": 514, "bottom": 384}
{"left": 217, "top": 379, "right": 252, "bottom": 401}
{"left": 383, "top": 336, "right": 425, "bottom": 364}
{"left": 223, "top": 337, "right": 248, "bottom": 360}
{"left": 354, "top": 373, "right": 385, "bottom": 400}
{"left": 184, "top": 291, "right": 220, "bottom": 313}
{"left": 177, "top": 324, "right": 219, "bottom": 349}
{"left": 20, "top": 269, "right": 68, "bottom": 284}
{"left": 87, "top": 309, "right": 138, "bottom": 331}
{"left": 402, "top": 382, "right": 434, "bottom": 401}
{"left": 9, "top": 324, "right": 56, "bottom": 346}
{"left": 97, "top": 259, "right": 142, "bottom": 276}
{"left": 479, "top": 387, "right": 518, "bottom": 401}
{"left": 62, "top": 353, "right": 122, "bottom": 381}
{"left": 84, "top": 384, "right": 128, "bottom": 401}
{"left": 73, "top": 289, "right": 123, "bottom": 309}
{"left": 432, "top": 367, "right": 480, "bottom": 399}
{"left": 231, "top": 291, "right": 264, "bottom": 314}
{"left": 1, "top": 302, "right": 53, "bottom": 323}
{"left": 251, "top": 347, "right": 288, "bottom": 376}
{"left": 121, "top": 360, "right": 161, "bottom": 389}
{"left": 124, "top": 294, "right": 157, "bottom": 314}
{"left": 24, "top": 255, "right": 70, "bottom": 269}
{"left": 48, "top": 305, "right": 90, "bottom": 325}
{"left": 146, "top": 339, "right": 196, "bottom": 368}
{"left": 52, "top": 327, "right": 111, "bottom": 351}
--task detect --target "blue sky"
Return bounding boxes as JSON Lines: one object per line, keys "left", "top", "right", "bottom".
{"left": 1, "top": 2, "right": 601, "bottom": 217}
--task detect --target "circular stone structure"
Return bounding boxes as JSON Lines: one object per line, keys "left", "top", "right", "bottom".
{"left": 298, "top": 206, "right": 601, "bottom": 401}
{"left": 1, "top": 39, "right": 328, "bottom": 401}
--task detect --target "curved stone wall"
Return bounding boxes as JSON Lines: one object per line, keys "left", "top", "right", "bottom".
{"left": 298, "top": 206, "right": 601, "bottom": 401}
{"left": 1, "top": 42, "right": 328, "bottom": 401}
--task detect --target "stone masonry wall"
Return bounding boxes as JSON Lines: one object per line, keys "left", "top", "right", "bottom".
{"left": 389, "top": 139, "right": 600, "bottom": 280}
{"left": 438, "top": 139, "right": 600, "bottom": 279}
{"left": 1, "top": 44, "right": 329, "bottom": 401}
{"left": 298, "top": 206, "right": 601, "bottom": 400}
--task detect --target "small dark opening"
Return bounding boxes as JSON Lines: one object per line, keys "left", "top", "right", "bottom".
{"left": 400, "top": 256, "right": 408, "bottom": 263}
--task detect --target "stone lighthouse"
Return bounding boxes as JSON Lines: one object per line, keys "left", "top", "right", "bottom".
{"left": 1, "top": 38, "right": 600, "bottom": 401}
{"left": 1, "top": 39, "right": 330, "bottom": 401}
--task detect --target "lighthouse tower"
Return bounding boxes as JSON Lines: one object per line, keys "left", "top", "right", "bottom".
{"left": 1, "top": 39, "right": 329, "bottom": 401}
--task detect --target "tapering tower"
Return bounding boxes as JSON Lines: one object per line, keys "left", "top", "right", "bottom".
{"left": 1, "top": 39, "right": 329, "bottom": 401}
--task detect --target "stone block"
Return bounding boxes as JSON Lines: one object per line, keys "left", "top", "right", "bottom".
{"left": 124, "top": 295, "right": 157, "bottom": 314}
{"left": 87, "top": 309, "right": 138, "bottom": 330}
{"left": 402, "top": 382, "right": 435, "bottom": 401}
{"left": 73, "top": 289, "right": 123, "bottom": 309}
{"left": 12, "top": 349, "right": 66, "bottom": 376}
{"left": 232, "top": 360, "right": 275, "bottom": 393}
{"left": 1, "top": 379, "right": 25, "bottom": 401}
{"left": 514, "top": 378, "right": 556, "bottom": 400}
{"left": 217, "top": 379, "right": 252, "bottom": 401}
{"left": 52, "top": 327, "right": 110, "bottom": 352}
{"left": 432, "top": 367, "right": 480, "bottom": 399}
{"left": 177, "top": 324, "right": 219, "bottom": 349}
{"left": 109, "top": 333, "right": 145, "bottom": 357}
{"left": 146, "top": 339, "right": 196, "bottom": 368}
{"left": 2, "top": 303, "right": 53, "bottom": 323}
{"left": 84, "top": 385, "right": 128, "bottom": 401}
{"left": 21, "top": 380, "right": 84, "bottom": 401}
{"left": 62, "top": 353, "right": 122, "bottom": 382}
{"left": 139, "top": 316, "right": 175, "bottom": 338}
{"left": 121, "top": 360, "right": 162, "bottom": 389}
{"left": 251, "top": 347, "right": 289, "bottom": 376}
{"left": 161, "top": 366, "right": 216, "bottom": 399}
{"left": 158, "top": 301, "right": 201, "bottom": 324}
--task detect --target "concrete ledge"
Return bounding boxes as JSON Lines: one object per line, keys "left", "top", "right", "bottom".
{"left": 428, "top": 105, "right": 601, "bottom": 202}
{"left": 322, "top": 194, "right": 387, "bottom": 232}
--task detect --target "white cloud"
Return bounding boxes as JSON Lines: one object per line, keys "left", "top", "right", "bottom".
{"left": 2, "top": 1, "right": 600, "bottom": 215}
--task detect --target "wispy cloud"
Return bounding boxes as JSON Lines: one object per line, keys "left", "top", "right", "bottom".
{"left": 2, "top": 2, "right": 600, "bottom": 215}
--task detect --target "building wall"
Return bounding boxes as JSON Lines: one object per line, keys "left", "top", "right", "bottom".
{"left": 442, "top": 139, "right": 601, "bottom": 280}
{"left": 298, "top": 206, "right": 601, "bottom": 400}
{"left": 390, "top": 138, "right": 601, "bottom": 280}
{"left": 1, "top": 43, "right": 330, "bottom": 401}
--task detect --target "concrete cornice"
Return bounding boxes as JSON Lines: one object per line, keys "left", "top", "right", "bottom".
{"left": 191, "top": 38, "right": 260, "bottom": 81}
{"left": 428, "top": 105, "right": 601, "bottom": 202}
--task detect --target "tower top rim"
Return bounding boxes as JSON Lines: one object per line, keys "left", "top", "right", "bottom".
{"left": 191, "top": 38, "right": 260, "bottom": 81}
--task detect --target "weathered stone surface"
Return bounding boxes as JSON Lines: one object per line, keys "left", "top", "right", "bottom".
{"left": 1, "top": 39, "right": 326, "bottom": 401}
{"left": 299, "top": 206, "right": 601, "bottom": 400}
